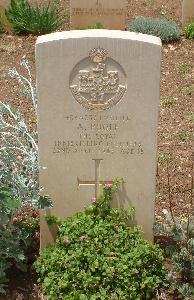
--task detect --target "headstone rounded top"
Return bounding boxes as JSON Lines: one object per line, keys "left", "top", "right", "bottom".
{"left": 36, "top": 30, "right": 161, "bottom": 46}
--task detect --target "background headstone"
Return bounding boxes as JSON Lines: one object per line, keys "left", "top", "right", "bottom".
{"left": 70, "top": 0, "right": 127, "bottom": 30}
{"left": 36, "top": 30, "right": 161, "bottom": 249}
{"left": 182, "top": 0, "right": 194, "bottom": 25}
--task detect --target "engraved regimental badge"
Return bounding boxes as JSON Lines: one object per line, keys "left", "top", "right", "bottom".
{"left": 69, "top": 47, "right": 127, "bottom": 111}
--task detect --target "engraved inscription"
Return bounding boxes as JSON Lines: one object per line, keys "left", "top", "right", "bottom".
{"left": 72, "top": 8, "right": 125, "bottom": 17}
{"left": 53, "top": 140, "right": 143, "bottom": 156}
{"left": 52, "top": 114, "right": 144, "bottom": 157}
{"left": 70, "top": 48, "right": 127, "bottom": 111}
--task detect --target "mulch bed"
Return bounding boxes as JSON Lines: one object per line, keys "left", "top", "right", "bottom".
{"left": 0, "top": 0, "right": 193, "bottom": 299}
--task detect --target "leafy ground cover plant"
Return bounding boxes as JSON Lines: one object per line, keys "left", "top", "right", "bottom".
{"left": 0, "top": 185, "right": 40, "bottom": 295}
{"left": 184, "top": 19, "right": 194, "bottom": 40}
{"left": 0, "top": 60, "right": 53, "bottom": 295}
{"left": 5, "top": 0, "right": 61, "bottom": 35}
{"left": 154, "top": 160, "right": 194, "bottom": 298}
{"left": 161, "top": 97, "right": 176, "bottom": 107}
{"left": 35, "top": 180, "right": 166, "bottom": 300}
{"left": 12, "top": 204, "right": 39, "bottom": 243}
{"left": 155, "top": 213, "right": 194, "bottom": 298}
{"left": 178, "top": 131, "right": 190, "bottom": 143}
{"left": 189, "top": 113, "right": 194, "bottom": 123}
{"left": 0, "top": 186, "right": 27, "bottom": 294}
{"left": 176, "top": 63, "right": 193, "bottom": 78}
{"left": 128, "top": 17, "right": 181, "bottom": 43}
{"left": 180, "top": 86, "right": 194, "bottom": 95}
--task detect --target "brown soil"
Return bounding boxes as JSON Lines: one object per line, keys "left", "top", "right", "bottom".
{"left": 0, "top": 0, "right": 193, "bottom": 299}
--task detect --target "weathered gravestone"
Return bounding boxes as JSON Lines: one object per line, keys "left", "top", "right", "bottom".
{"left": 36, "top": 30, "right": 161, "bottom": 248}
{"left": 182, "top": 0, "right": 194, "bottom": 25}
{"left": 70, "top": 0, "right": 127, "bottom": 30}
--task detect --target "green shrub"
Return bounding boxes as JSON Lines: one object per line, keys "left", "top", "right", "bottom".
{"left": 128, "top": 17, "right": 181, "bottom": 43}
{"left": 35, "top": 180, "right": 166, "bottom": 300}
{"left": 0, "top": 186, "right": 41, "bottom": 294}
{"left": 155, "top": 213, "right": 194, "bottom": 298}
{"left": 5, "top": 0, "right": 61, "bottom": 35}
{"left": 12, "top": 204, "right": 39, "bottom": 239}
{"left": 154, "top": 162, "right": 194, "bottom": 299}
{"left": 0, "top": 186, "right": 26, "bottom": 294}
{"left": 184, "top": 20, "right": 194, "bottom": 39}
{"left": 0, "top": 60, "right": 52, "bottom": 295}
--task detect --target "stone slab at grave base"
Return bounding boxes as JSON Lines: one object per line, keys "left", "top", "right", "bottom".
{"left": 36, "top": 30, "right": 161, "bottom": 249}
{"left": 182, "top": 0, "right": 194, "bottom": 25}
{"left": 70, "top": 0, "right": 127, "bottom": 30}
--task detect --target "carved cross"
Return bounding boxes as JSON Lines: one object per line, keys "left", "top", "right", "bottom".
{"left": 77, "top": 159, "right": 110, "bottom": 198}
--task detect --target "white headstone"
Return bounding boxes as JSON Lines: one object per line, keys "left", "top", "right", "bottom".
{"left": 36, "top": 30, "right": 161, "bottom": 248}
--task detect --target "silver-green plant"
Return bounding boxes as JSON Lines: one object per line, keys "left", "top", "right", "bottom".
{"left": 128, "top": 17, "right": 181, "bottom": 43}
{"left": 0, "top": 60, "right": 51, "bottom": 208}
{"left": 154, "top": 159, "right": 194, "bottom": 298}
{"left": 155, "top": 212, "right": 194, "bottom": 298}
